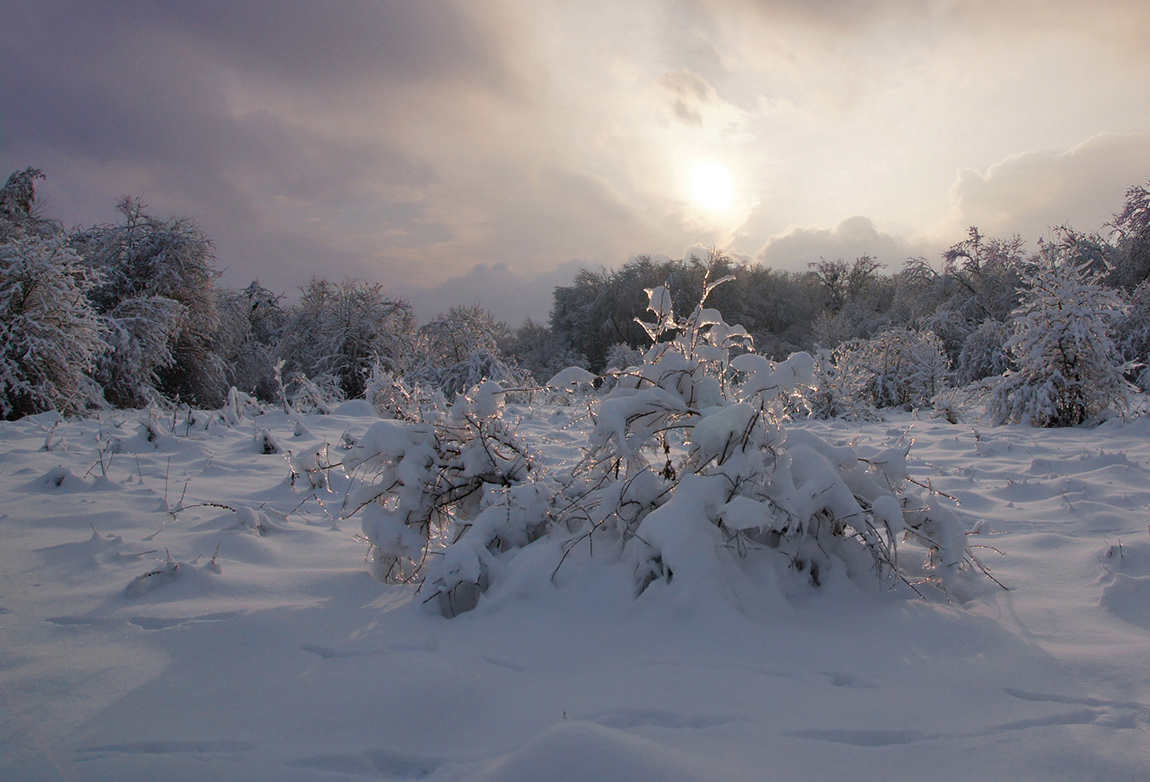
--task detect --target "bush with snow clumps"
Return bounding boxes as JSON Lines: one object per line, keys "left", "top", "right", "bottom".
{"left": 348, "top": 277, "right": 998, "bottom": 615}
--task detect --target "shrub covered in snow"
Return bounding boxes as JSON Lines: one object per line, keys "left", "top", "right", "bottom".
{"left": 989, "top": 256, "right": 1131, "bottom": 427}
{"left": 956, "top": 319, "right": 1013, "bottom": 385}
{"left": 1114, "top": 279, "right": 1150, "bottom": 390}
{"left": 803, "top": 328, "right": 952, "bottom": 419}
{"left": 345, "top": 380, "right": 539, "bottom": 615}
{"left": 347, "top": 278, "right": 994, "bottom": 616}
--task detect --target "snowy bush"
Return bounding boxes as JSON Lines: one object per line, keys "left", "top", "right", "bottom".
{"left": 956, "top": 319, "right": 1013, "bottom": 385}
{"left": 413, "top": 349, "right": 533, "bottom": 401}
{"left": 363, "top": 363, "right": 445, "bottom": 421}
{"left": 855, "top": 328, "right": 952, "bottom": 410}
{"left": 345, "top": 380, "right": 542, "bottom": 615}
{"left": 213, "top": 282, "right": 284, "bottom": 401}
{"left": 0, "top": 233, "right": 105, "bottom": 418}
{"left": 500, "top": 319, "right": 588, "bottom": 386}
{"left": 285, "top": 372, "right": 344, "bottom": 415}
{"left": 803, "top": 328, "right": 952, "bottom": 418}
{"left": 1114, "top": 280, "right": 1150, "bottom": 390}
{"left": 0, "top": 168, "right": 59, "bottom": 242}
{"left": 347, "top": 278, "right": 995, "bottom": 616}
{"left": 603, "top": 342, "right": 646, "bottom": 373}
{"left": 989, "top": 256, "right": 1131, "bottom": 427}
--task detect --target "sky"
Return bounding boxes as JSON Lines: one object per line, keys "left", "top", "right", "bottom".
{"left": 3, "top": 0, "right": 1150, "bottom": 325}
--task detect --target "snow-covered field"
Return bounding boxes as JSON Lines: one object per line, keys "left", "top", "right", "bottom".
{"left": 2, "top": 403, "right": 1149, "bottom": 781}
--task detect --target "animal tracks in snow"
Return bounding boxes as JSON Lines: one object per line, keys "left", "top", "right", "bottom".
{"left": 298, "top": 644, "right": 528, "bottom": 673}
{"left": 786, "top": 688, "right": 1149, "bottom": 748}
{"left": 1001, "top": 687, "right": 1150, "bottom": 728}
{"left": 300, "top": 642, "right": 379, "bottom": 659}
{"left": 481, "top": 654, "right": 526, "bottom": 672}
{"left": 46, "top": 615, "right": 113, "bottom": 627}
{"left": 76, "top": 739, "right": 253, "bottom": 759}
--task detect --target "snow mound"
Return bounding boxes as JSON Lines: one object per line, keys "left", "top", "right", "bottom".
{"left": 1098, "top": 540, "right": 1150, "bottom": 629}
{"left": 546, "top": 366, "right": 597, "bottom": 388}
{"left": 480, "top": 720, "right": 720, "bottom": 782}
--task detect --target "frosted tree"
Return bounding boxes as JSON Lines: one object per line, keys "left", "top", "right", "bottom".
{"left": 93, "top": 296, "right": 187, "bottom": 409}
{"left": 1114, "top": 280, "right": 1150, "bottom": 390}
{"left": 277, "top": 277, "right": 415, "bottom": 400}
{"left": 213, "top": 282, "right": 285, "bottom": 400}
{"left": 0, "top": 168, "right": 58, "bottom": 241}
{"left": 989, "top": 254, "right": 1130, "bottom": 427}
{"left": 500, "top": 319, "right": 588, "bottom": 386}
{"left": 0, "top": 233, "right": 105, "bottom": 418}
{"left": 0, "top": 169, "right": 106, "bottom": 418}
{"left": 896, "top": 230, "right": 1027, "bottom": 369}
{"left": 1106, "top": 181, "right": 1150, "bottom": 291}
{"left": 956, "top": 319, "right": 1013, "bottom": 385}
{"left": 411, "top": 305, "right": 531, "bottom": 397}
{"left": 76, "top": 198, "right": 226, "bottom": 407}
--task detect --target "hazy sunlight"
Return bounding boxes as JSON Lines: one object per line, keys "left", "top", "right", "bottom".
{"left": 686, "top": 159, "right": 734, "bottom": 213}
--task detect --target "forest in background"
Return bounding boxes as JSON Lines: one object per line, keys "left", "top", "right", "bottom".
{"left": 3, "top": 166, "right": 1150, "bottom": 426}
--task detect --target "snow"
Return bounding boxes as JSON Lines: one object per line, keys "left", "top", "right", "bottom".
{"left": 544, "top": 366, "right": 597, "bottom": 389}
{"left": 2, "top": 406, "right": 1150, "bottom": 781}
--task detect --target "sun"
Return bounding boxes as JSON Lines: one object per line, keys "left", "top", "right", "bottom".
{"left": 686, "top": 159, "right": 734, "bottom": 213}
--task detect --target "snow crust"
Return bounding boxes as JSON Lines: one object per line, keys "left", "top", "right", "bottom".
{"left": 2, "top": 406, "right": 1150, "bottom": 780}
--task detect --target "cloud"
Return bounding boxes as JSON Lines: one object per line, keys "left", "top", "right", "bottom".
{"left": 943, "top": 132, "right": 1150, "bottom": 241}
{"left": 756, "top": 216, "right": 914, "bottom": 271}
{"left": 658, "top": 68, "right": 721, "bottom": 125}
{"left": 395, "top": 259, "right": 587, "bottom": 326}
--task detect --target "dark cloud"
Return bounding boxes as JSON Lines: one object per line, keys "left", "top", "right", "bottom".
{"left": 0, "top": 0, "right": 525, "bottom": 295}
{"left": 2, "top": 1, "right": 523, "bottom": 96}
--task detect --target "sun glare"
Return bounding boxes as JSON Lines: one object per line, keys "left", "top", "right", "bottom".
{"left": 687, "top": 159, "right": 734, "bottom": 213}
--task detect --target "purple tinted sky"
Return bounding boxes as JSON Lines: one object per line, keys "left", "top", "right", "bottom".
{"left": 4, "top": 0, "right": 1150, "bottom": 324}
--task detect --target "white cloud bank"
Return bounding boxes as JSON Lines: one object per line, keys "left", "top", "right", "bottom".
{"left": 755, "top": 215, "right": 918, "bottom": 272}
{"left": 942, "top": 132, "right": 1150, "bottom": 241}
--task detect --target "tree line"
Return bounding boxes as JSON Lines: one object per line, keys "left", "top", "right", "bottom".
{"left": 3, "top": 166, "right": 1149, "bottom": 424}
